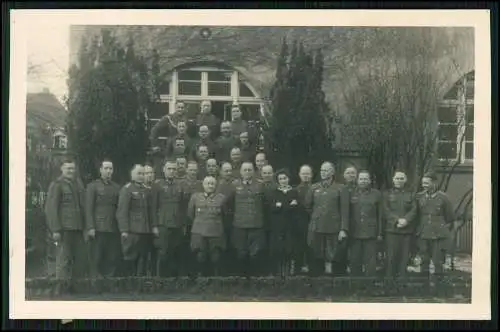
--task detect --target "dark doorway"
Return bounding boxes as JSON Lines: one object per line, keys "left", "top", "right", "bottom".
{"left": 211, "top": 101, "right": 233, "bottom": 122}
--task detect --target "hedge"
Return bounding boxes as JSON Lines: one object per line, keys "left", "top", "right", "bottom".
{"left": 26, "top": 275, "right": 471, "bottom": 301}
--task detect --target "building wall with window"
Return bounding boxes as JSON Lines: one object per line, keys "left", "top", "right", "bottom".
{"left": 69, "top": 26, "right": 474, "bottom": 208}
{"left": 26, "top": 90, "right": 68, "bottom": 255}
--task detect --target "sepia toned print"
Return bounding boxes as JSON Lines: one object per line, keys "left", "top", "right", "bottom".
{"left": 10, "top": 10, "right": 491, "bottom": 320}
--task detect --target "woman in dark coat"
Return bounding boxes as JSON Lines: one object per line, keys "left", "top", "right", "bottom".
{"left": 266, "top": 169, "right": 300, "bottom": 277}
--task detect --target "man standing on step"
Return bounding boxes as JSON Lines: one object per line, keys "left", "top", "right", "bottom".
{"left": 45, "top": 158, "right": 87, "bottom": 294}
{"left": 294, "top": 164, "right": 314, "bottom": 275}
{"left": 116, "top": 164, "right": 151, "bottom": 277}
{"left": 151, "top": 160, "right": 189, "bottom": 277}
{"left": 85, "top": 158, "right": 121, "bottom": 279}
{"left": 416, "top": 172, "right": 456, "bottom": 281}
{"left": 348, "top": 170, "right": 383, "bottom": 277}
{"left": 227, "top": 162, "right": 266, "bottom": 277}
{"left": 188, "top": 176, "right": 228, "bottom": 276}
{"left": 383, "top": 170, "right": 417, "bottom": 280}
{"left": 305, "top": 162, "right": 350, "bottom": 277}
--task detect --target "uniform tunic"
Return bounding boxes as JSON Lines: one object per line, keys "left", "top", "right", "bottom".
{"left": 150, "top": 178, "right": 188, "bottom": 257}
{"left": 188, "top": 192, "right": 227, "bottom": 258}
{"left": 231, "top": 119, "right": 248, "bottom": 139}
{"left": 85, "top": 178, "right": 121, "bottom": 277}
{"left": 44, "top": 176, "right": 87, "bottom": 280}
{"left": 294, "top": 182, "right": 312, "bottom": 267}
{"left": 116, "top": 181, "right": 151, "bottom": 262}
{"left": 215, "top": 135, "right": 237, "bottom": 162}
{"left": 239, "top": 143, "right": 256, "bottom": 163}
{"left": 349, "top": 187, "right": 383, "bottom": 276}
{"left": 149, "top": 113, "right": 189, "bottom": 146}
{"left": 227, "top": 178, "right": 266, "bottom": 258}
{"left": 383, "top": 188, "right": 417, "bottom": 277}
{"left": 416, "top": 190, "right": 456, "bottom": 274}
{"left": 305, "top": 180, "right": 350, "bottom": 262}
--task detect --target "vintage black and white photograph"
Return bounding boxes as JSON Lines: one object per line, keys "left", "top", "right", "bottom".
{"left": 10, "top": 10, "right": 491, "bottom": 320}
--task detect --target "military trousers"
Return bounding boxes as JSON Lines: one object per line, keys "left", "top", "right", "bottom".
{"left": 88, "top": 231, "right": 121, "bottom": 278}
{"left": 191, "top": 233, "right": 226, "bottom": 276}
{"left": 120, "top": 233, "right": 150, "bottom": 277}
{"left": 385, "top": 233, "right": 412, "bottom": 278}
{"left": 349, "top": 238, "right": 378, "bottom": 277}
{"left": 231, "top": 227, "right": 265, "bottom": 276}
{"left": 155, "top": 226, "right": 186, "bottom": 277}
{"left": 418, "top": 238, "right": 448, "bottom": 276}
{"left": 292, "top": 219, "right": 312, "bottom": 270}
{"left": 54, "top": 230, "right": 88, "bottom": 281}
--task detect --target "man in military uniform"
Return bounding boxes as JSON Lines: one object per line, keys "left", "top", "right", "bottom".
{"left": 215, "top": 121, "right": 237, "bottom": 162}
{"left": 206, "top": 158, "right": 219, "bottom": 179}
{"left": 195, "top": 145, "right": 210, "bottom": 180}
{"left": 230, "top": 104, "right": 248, "bottom": 139}
{"left": 416, "top": 172, "right": 456, "bottom": 279}
{"left": 337, "top": 166, "right": 358, "bottom": 276}
{"left": 259, "top": 165, "right": 277, "bottom": 190}
{"left": 294, "top": 164, "right": 313, "bottom": 274}
{"left": 216, "top": 162, "right": 236, "bottom": 275}
{"left": 237, "top": 132, "right": 256, "bottom": 163}
{"left": 230, "top": 147, "right": 243, "bottom": 179}
{"left": 348, "top": 170, "right": 383, "bottom": 277}
{"left": 383, "top": 170, "right": 417, "bottom": 279}
{"left": 45, "top": 158, "right": 87, "bottom": 293}
{"left": 305, "top": 162, "right": 350, "bottom": 276}
{"left": 196, "top": 100, "right": 221, "bottom": 140}
{"left": 167, "top": 137, "right": 190, "bottom": 159}
{"left": 143, "top": 164, "right": 159, "bottom": 276}
{"left": 227, "top": 162, "right": 266, "bottom": 276}
{"left": 255, "top": 153, "right": 268, "bottom": 181}
{"left": 176, "top": 156, "right": 188, "bottom": 180}
{"left": 150, "top": 101, "right": 188, "bottom": 150}
{"left": 151, "top": 160, "right": 189, "bottom": 277}
{"left": 191, "top": 125, "right": 217, "bottom": 159}
{"left": 116, "top": 164, "right": 151, "bottom": 277}
{"left": 165, "top": 121, "right": 194, "bottom": 158}
{"left": 182, "top": 160, "right": 204, "bottom": 275}
{"left": 85, "top": 159, "right": 121, "bottom": 278}
{"left": 188, "top": 176, "right": 228, "bottom": 276}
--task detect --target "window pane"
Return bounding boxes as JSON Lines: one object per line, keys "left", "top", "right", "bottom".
{"left": 239, "top": 82, "right": 256, "bottom": 97}
{"left": 157, "top": 80, "right": 170, "bottom": 95}
{"left": 438, "top": 106, "right": 457, "bottom": 123}
{"left": 208, "top": 82, "right": 231, "bottom": 96}
{"left": 438, "top": 124, "right": 458, "bottom": 141}
{"left": 149, "top": 102, "right": 169, "bottom": 120}
{"left": 178, "top": 70, "right": 202, "bottom": 81}
{"left": 465, "top": 81, "right": 474, "bottom": 100}
{"left": 438, "top": 142, "right": 457, "bottom": 159}
{"left": 465, "top": 125, "right": 474, "bottom": 141}
{"left": 207, "top": 71, "right": 232, "bottom": 82}
{"left": 466, "top": 105, "right": 474, "bottom": 124}
{"left": 179, "top": 82, "right": 202, "bottom": 96}
{"left": 465, "top": 142, "right": 474, "bottom": 159}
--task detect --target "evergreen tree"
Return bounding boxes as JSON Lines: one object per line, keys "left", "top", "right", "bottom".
{"left": 266, "top": 39, "right": 333, "bottom": 183}
{"left": 67, "top": 29, "right": 152, "bottom": 184}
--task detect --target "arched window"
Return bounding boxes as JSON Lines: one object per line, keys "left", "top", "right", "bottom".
{"left": 437, "top": 71, "right": 474, "bottom": 163}
{"left": 146, "top": 62, "right": 264, "bottom": 140}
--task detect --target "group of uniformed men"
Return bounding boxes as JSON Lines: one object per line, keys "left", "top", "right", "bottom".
{"left": 44, "top": 100, "right": 457, "bottom": 293}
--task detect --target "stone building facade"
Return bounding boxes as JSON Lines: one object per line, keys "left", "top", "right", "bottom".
{"left": 69, "top": 26, "right": 474, "bottom": 247}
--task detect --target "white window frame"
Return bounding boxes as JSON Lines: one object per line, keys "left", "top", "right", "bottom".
{"left": 437, "top": 72, "right": 474, "bottom": 164}
{"left": 149, "top": 65, "right": 263, "bottom": 118}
